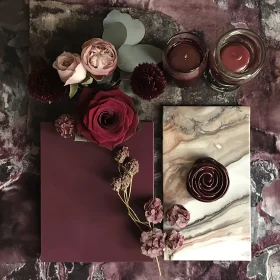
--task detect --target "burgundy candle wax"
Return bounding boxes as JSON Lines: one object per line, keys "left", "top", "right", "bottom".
{"left": 168, "top": 43, "right": 201, "bottom": 72}
{"left": 220, "top": 43, "right": 250, "bottom": 72}
{"left": 163, "top": 32, "right": 208, "bottom": 88}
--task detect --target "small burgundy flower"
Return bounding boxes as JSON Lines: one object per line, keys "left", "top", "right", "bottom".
{"left": 140, "top": 228, "right": 166, "bottom": 258}
{"left": 54, "top": 114, "right": 75, "bottom": 138}
{"left": 166, "top": 204, "right": 190, "bottom": 228}
{"left": 166, "top": 229, "right": 184, "bottom": 250}
{"left": 130, "top": 63, "right": 166, "bottom": 101}
{"left": 114, "top": 146, "right": 129, "bottom": 164}
{"left": 144, "top": 198, "right": 164, "bottom": 224}
{"left": 28, "top": 65, "right": 68, "bottom": 103}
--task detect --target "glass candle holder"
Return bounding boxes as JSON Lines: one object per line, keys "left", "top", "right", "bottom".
{"left": 204, "top": 28, "right": 266, "bottom": 92}
{"left": 163, "top": 32, "right": 208, "bottom": 88}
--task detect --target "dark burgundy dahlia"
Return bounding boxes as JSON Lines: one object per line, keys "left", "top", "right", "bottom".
{"left": 28, "top": 65, "right": 68, "bottom": 103}
{"left": 130, "top": 63, "right": 166, "bottom": 101}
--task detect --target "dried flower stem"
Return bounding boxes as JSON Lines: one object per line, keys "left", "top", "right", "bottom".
{"left": 155, "top": 257, "right": 161, "bottom": 276}
{"left": 114, "top": 155, "right": 161, "bottom": 276}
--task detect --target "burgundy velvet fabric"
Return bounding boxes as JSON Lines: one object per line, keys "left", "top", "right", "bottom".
{"left": 40, "top": 122, "right": 154, "bottom": 262}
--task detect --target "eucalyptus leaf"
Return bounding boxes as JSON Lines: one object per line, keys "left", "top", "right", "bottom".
{"left": 69, "top": 84, "right": 78, "bottom": 99}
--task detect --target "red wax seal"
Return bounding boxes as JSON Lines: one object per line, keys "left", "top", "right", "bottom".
{"left": 220, "top": 43, "right": 250, "bottom": 72}
{"left": 187, "top": 157, "right": 230, "bottom": 202}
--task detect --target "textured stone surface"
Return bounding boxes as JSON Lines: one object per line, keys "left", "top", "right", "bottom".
{"left": 0, "top": 0, "right": 280, "bottom": 279}
{"left": 251, "top": 160, "right": 278, "bottom": 206}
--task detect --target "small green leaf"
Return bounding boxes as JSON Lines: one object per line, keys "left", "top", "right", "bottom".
{"left": 81, "top": 74, "right": 93, "bottom": 85}
{"left": 69, "top": 84, "right": 78, "bottom": 98}
{"left": 132, "top": 97, "right": 144, "bottom": 117}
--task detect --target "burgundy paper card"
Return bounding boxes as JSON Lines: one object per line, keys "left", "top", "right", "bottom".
{"left": 40, "top": 122, "right": 154, "bottom": 262}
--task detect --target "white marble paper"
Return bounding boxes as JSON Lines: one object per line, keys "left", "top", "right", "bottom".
{"left": 163, "top": 106, "right": 251, "bottom": 261}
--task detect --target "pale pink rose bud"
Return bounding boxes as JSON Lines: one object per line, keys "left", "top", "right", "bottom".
{"left": 53, "top": 52, "right": 87, "bottom": 85}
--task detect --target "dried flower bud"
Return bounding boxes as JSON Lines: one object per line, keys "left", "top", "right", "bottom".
{"left": 144, "top": 198, "right": 164, "bottom": 224}
{"left": 140, "top": 228, "right": 166, "bottom": 258}
{"left": 166, "top": 204, "right": 190, "bottom": 228}
{"left": 124, "top": 158, "right": 139, "bottom": 176}
{"left": 55, "top": 114, "right": 75, "bottom": 138}
{"left": 114, "top": 146, "right": 129, "bottom": 164}
{"left": 166, "top": 229, "right": 184, "bottom": 250}
{"left": 111, "top": 177, "right": 122, "bottom": 192}
{"left": 120, "top": 173, "right": 131, "bottom": 191}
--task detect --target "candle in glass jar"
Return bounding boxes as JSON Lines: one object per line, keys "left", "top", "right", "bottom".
{"left": 163, "top": 32, "right": 208, "bottom": 88}
{"left": 220, "top": 43, "right": 250, "bottom": 73}
{"left": 167, "top": 42, "right": 202, "bottom": 72}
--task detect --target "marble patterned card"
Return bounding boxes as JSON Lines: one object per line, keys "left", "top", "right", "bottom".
{"left": 163, "top": 106, "right": 251, "bottom": 261}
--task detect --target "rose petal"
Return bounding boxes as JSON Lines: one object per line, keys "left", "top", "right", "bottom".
{"left": 64, "top": 63, "right": 87, "bottom": 86}
{"left": 57, "top": 69, "right": 74, "bottom": 83}
{"left": 94, "top": 89, "right": 135, "bottom": 110}
{"left": 77, "top": 88, "right": 97, "bottom": 119}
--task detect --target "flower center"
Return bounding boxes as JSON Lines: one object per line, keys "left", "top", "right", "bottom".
{"left": 89, "top": 45, "right": 114, "bottom": 68}
{"left": 98, "top": 111, "right": 116, "bottom": 127}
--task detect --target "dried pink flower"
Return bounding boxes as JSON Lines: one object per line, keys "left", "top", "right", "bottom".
{"left": 140, "top": 228, "right": 166, "bottom": 258}
{"left": 124, "top": 158, "right": 139, "bottom": 176}
{"left": 111, "top": 174, "right": 131, "bottom": 192}
{"left": 114, "top": 146, "right": 129, "bottom": 164}
{"left": 166, "top": 204, "right": 190, "bottom": 228}
{"left": 120, "top": 173, "right": 131, "bottom": 191}
{"left": 54, "top": 114, "right": 75, "bottom": 138}
{"left": 144, "top": 198, "right": 164, "bottom": 224}
{"left": 111, "top": 177, "right": 122, "bottom": 192}
{"left": 166, "top": 229, "right": 184, "bottom": 250}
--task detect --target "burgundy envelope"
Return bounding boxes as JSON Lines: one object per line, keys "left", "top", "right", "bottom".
{"left": 40, "top": 122, "right": 154, "bottom": 262}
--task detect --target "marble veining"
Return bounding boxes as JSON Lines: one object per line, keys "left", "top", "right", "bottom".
{"left": 163, "top": 106, "right": 251, "bottom": 261}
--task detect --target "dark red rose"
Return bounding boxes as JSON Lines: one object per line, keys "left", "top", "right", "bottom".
{"left": 77, "top": 87, "right": 138, "bottom": 150}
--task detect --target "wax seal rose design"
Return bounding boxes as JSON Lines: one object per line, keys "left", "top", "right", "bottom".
{"left": 187, "top": 157, "right": 230, "bottom": 202}
{"left": 76, "top": 87, "right": 138, "bottom": 150}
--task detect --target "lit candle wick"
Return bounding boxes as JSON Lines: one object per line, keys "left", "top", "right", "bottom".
{"left": 184, "top": 54, "right": 188, "bottom": 59}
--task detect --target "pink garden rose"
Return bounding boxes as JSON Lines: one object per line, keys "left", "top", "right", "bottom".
{"left": 166, "top": 229, "right": 184, "bottom": 250}
{"left": 144, "top": 198, "right": 164, "bottom": 224}
{"left": 53, "top": 52, "right": 86, "bottom": 85}
{"left": 166, "top": 204, "right": 190, "bottom": 228}
{"left": 77, "top": 87, "right": 138, "bottom": 150}
{"left": 81, "top": 38, "right": 118, "bottom": 80}
{"left": 140, "top": 228, "right": 166, "bottom": 258}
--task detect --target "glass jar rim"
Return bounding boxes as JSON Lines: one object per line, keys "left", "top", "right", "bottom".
{"left": 214, "top": 28, "right": 266, "bottom": 79}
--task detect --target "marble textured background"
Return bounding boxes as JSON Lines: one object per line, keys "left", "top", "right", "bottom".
{"left": 163, "top": 107, "right": 251, "bottom": 261}
{"left": 0, "top": 0, "right": 280, "bottom": 279}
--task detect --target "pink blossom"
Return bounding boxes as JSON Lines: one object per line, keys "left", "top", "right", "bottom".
{"left": 140, "top": 228, "right": 166, "bottom": 258}
{"left": 144, "top": 198, "right": 164, "bottom": 224}
{"left": 166, "top": 204, "right": 190, "bottom": 228}
{"left": 166, "top": 229, "right": 184, "bottom": 250}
